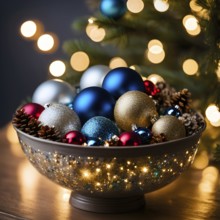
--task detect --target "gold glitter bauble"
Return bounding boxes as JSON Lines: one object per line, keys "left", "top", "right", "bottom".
{"left": 152, "top": 115, "right": 186, "bottom": 141}
{"left": 114, "top": 91, "right": 158, "bottom": 131}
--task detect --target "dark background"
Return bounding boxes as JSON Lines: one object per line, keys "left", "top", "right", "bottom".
{"left": 0, "top": 0, "right": 90, "bottom": 128}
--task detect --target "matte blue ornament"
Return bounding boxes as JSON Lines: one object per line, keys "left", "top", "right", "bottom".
{"left": 102, "top": 67, "right": 146, "bottom": 99}
{"left": 134, "top": 127, "right": 152, "bottom": 144}
{"left": 164, "top": 106, "right": 182, "bottom": 117}
{"left": 100, "top": 0, "right": 126, "bottom": 19}
{"left": 81, "top": 116, "right": 119, "bottom": 141}
{"left": 87, "top": 137, "right": 104, "bottom": 147}
{"left": 72, "top": 87, "right": 115, "bottom": 124}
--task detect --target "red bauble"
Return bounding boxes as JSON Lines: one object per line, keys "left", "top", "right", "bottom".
{"left": 144, "top": 80, "right": 160, "bottom": 96}
{"left": 118, "top": 131, "right": 142, "bottom": 146}
{"left": 64, "top": 131, "right": 86, "bottom": 145}
{"left": 21, "top": 103, "right": 44, "bottom": 119}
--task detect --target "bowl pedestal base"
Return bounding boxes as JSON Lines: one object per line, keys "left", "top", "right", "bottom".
{"left": 70, "top": 192, "right": 145, "bottom": 213}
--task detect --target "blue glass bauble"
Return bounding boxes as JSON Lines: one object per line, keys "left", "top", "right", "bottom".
{"left": 100, "top": 0, "right": 126, "bottom": 19}
{"left": 87, "top": 137, "right": 104, "bottom": 147}
{"left": 134, "top": 127, "right": 152, "bottom": 144}
{"left": 102, "top": 67, "right": 146, "bottom": 99}
{"left": 72, "top": 87, "right": 115, "bottom": 124}
{"left": 164, "top": 106, "right": 182, "bottom": 117}
{"left": 81, "top": 116, "right": 119, "bottom": 141}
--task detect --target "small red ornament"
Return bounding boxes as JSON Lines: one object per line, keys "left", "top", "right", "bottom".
{"left": 118, "top": 131, "right": 142, "bottom": 146}
{"left": 64, "top": 131, "right": 86, "bottom": 145}
{"left": 21, "top": 103, "right": 44, "bottom": 119}
{"left": 144, "top": 80, "right": 160, "bottom": 96}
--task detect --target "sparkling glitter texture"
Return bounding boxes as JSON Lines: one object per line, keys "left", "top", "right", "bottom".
{"left": 19, "top": 138, "right": 198, "bottom": 195}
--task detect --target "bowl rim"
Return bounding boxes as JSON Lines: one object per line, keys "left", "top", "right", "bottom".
{"left": 14, "top": 123, "right": 206, "bottom": 157}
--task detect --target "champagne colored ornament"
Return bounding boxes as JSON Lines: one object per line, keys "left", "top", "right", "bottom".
{"left": 80, "top": 65, "right": 110, "bottom": 90}
{"left": 118, "top": 131, "right": 142, "bottom": 146}
{"left": 114, "top": 91, "right": 158, "bottom": 131}
{"left": 102, "top": 67, "right": 145, "bottom": 100}
{"left": 21, "top": 103, "right": 44, "bottom": 119}
{"left": 152, "top": 115, "right": 186, "bottom": 141}
{"left": 32, "top": 79, "right": 76, "bottom": 106}
{"left": 63, "top": 131, "right": 86, "bottom": 145}
{"left": 39, "top": 103, "right": 81, "bottom": 136}
{"left": 81, "top": 116, "right": 119, "bottom": 141}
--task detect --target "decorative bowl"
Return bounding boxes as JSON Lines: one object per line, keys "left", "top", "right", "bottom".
{"left": 14, "top": 125, "right": 205, "bottom": 213}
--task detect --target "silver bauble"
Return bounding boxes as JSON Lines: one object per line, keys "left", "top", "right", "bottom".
{"left": 38, "top": 103, "right": 81, "bottom": 136}
{"left": 152, "top": 115, "right": 186, "bottom": 141}
{"left": 80, "top": 65, "right": 110, "bottom": 90}
{"left": 32, "top": 79, "right": 76, "bottom": 106}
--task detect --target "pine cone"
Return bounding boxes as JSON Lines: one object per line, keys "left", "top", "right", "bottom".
{"left": 178, "top": 113, "right": 204, "bottom": 136}
{"left": 12, "top": 109, "right": 30, "bottom": 129}
{"left": 38, "top": 125, "right": 62, "bottom": 142}
{"left": 169, "top": 89, "right": 192, "bottom": 113}
{"left": 150, "top": 133, "right": 167, "bottom": 144}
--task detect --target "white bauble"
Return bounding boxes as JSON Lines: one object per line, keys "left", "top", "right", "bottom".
{"left": 32, "top": 79, "right": 76, "bottom": 106}
{"left": 80, "top": 65, "right": 110, "bottom": 90}
{"left": 39, "top": 103, "right": 81, "bottom": 136}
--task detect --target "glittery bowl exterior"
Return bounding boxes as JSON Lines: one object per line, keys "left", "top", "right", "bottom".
{"left": 14, "top": 125, "right": 205, "bottom": 198}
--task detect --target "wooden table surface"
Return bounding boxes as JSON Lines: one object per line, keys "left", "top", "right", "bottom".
{"left": 0, "top": 124, "right": 220, "bottom": 220}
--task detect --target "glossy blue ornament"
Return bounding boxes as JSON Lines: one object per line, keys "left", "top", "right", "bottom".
{"left": 164, "top": 106, "right": 182, "bottom": 117}
{"left": 134, "top": 127, "right": 152, "bottom": 144}
{"left": 81, "top": 116, "right": 119, "bottom": 141}
{"left": 100, "top": 0, "right": 126, "bottom": 19}
{"left": 102, "top": 67, "right": 146, "bottom": 99}
{"left": 87, "top": 137, "right": 104, "bottom": 147}
{"left": 72, "top": 87, "right": 115, "bottom": 124}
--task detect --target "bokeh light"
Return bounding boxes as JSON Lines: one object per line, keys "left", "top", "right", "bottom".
{"left": 20, "top": 20, "right": 37, "bottom": 38}
{"left": 109, "top": 57, "right": 127, "bottom": 69}
{"left": 146, "top": 50, "right": 165, "bottom": 64}
{"left": 6, "top": 123, "right": 19, "bottom": 144}
{"left": 216, "top": 61, "right": 220, "bottom": 79}
{"left": 189, "top": 0, "right": 203, "bottom": 12}
{"left": 70, "top": 51, "right": 90, "bottom": 72}
{"left": 153, "top": 0, "right": 169, "bottom": 12}
{"left": 37, "top": 33, "right": 57, "bottom": 52}
{"left": 148, "top": 39, "right": 163, "bottom": 49}
{"left": 182, "top": 59, "right": 199, "bottom": 75}
{"left": 205, "top": 104, "right": 220, "bottom": 127}
{"left": 49, "top": 60, "right": 66, "bottom": 77}
{"left": 127, "top": 0, "right": 144, "bottom": 14}
{"left": 193, "top": 151, "right": 209, "bottom": 170}
{"left": 183, "top": 15, "right": 201, "bottom": 36}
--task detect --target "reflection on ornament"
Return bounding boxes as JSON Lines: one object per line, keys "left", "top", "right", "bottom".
{"left": 164, "top": 106, "right": 182, "bottom": 117}
{"left": 118, "top": 131, "right": 142, "bottom": 146}
{"left": 64, "top": 131, "right": 86, "bottom": 145}
{"left": 102, "top": 67, "right": 145, "bottom": 100}
{"left": 86, "top": 137, "right": 104, "bottom": 146}
{"left": 134, "top": 127, "right": 152, "bottom": 144}
{"left": 152, "top": 116, "right": 186, "bottom": 141}
{"left": 72, "top": 87, "right": 115, "bottom": 124}
{"left": 114, "top": 91, "right": 158, "bottom": 131}
{"left": 81, "top": 116, "right": 119, "bottom": 141}
{"left": 39, "top": 103, "right": 81, "bottom": 136}
{"left": 100, "top": 0, "right": 127, "bottom": 19}
{"left": 80, "top": 65, "right": 110, "bottom": 90}
{"left": 21, "top": 103, "right": 44, "bottom": 119}
{"left": 144, "top": 80, "right": 160, "bottom": 96}
{"left": 32, "top": 79, "right": 76, "bottom": 106}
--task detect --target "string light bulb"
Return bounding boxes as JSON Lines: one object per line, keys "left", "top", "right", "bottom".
{"left": 20, "top": 20, "right": 37, "bottom": 38}
{"left": 205, "top": 104, "right": 220, "bottom": 127}
{"left": 183, "top": 15, "right": 201, "bottom": 36}
{"left": 109, "top": 57, "right": 127, "bottom": 69}
{"left": 182, "top": 59, "right": 199, "bottom": 75}
{"left": 37, "top": 33, "right": 57, "bottom": 52}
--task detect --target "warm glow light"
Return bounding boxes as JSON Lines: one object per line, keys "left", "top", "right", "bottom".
{"left": 109, "top": 57, "right": 127, "bottom": 69}
{"left": 153, "top": 0, "right": 169, "bottom": 12}
{"left": 89, "top": 26, "right": 106, "bottom": 42}
{"left": 193, "top": 151, "right": 209, "bottom": 170}
{"left": 37, "top": 34, "right": 55, "bottom": 52}
{"left": 147, "top": 50, "right": 165, "bottom": 64}
{"left": 70, "top": 51, "right": 90, "bottom": 72}
{"left": 205, "top": 105, "right": 220, "bottom": 126}
{"left": 6, "top": 124, "right": 19, "bottom": 144}
{"left": 149, "top": 45, "right": 163, "bottom": 54}
{"left": 186, "top": 25, "right": 201, "bottom": 36}
{"left": 49, "top": 60, "right": 66, "bottom": 77}
{"left": 82, "top": 170, "right": 91, "bottom": 179}
{"left": 182, "top": 59, "right": 199, "bottom": 75}
{"left": 216, "top": 62, "right": 220, "bottom": 79}
{"left": 183, "top": 15, "right": 201, "bottom": 36}
{"left": 148, "top": 39, "right": 163, "bottom": 49}
{"left": 142, "top": 167, "right": 148, "bottom": 173}
{"left": 190, "top": 0, "right": 203, "bottom": 12}
{"left": 148, "top": 74, "right": 165, "bottom": 84}
{"left": 20, "top": 20, "right": 37, "bottom": 38}
{"left": 127, "top": 0, "right": 144, "bottom": 13}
